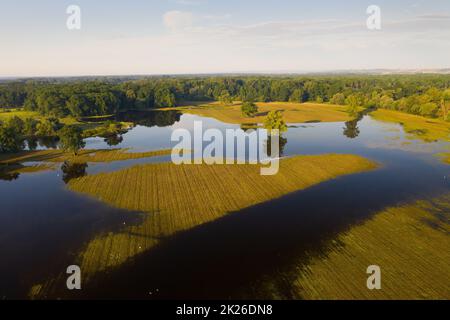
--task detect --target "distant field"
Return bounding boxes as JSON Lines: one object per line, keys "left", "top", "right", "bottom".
{"left": 371, "top": 109, "right": 450, "bottom": 142}
{"left": 290, "top": 193, "right": 450, "bottom": 299}
{"left": 168, "top": 102, "right": 353, "bottom": 124}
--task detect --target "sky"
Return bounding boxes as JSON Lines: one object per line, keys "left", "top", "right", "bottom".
{"left": 0, "top": 0, "right": 449, "bottom": 77}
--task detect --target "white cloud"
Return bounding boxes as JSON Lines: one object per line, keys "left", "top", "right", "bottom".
{"left": 163, "top": 11, "right": 194, "bottom": 31}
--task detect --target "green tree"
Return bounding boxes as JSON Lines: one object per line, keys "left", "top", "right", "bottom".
{"left": 155, "top": 88, "right": 176, "bottom": 108}
{"left": 263, "top": 110, "right": 287, "bottom": 133}
{"left": 219, "top": 90, "right": 233, "bottom": 105}
{"left": 36, "top": 119, "right": 57, "bottom": 137}
{"left": 241, "top": 101, "right": 258, "bottom": 117}
{"left": 23, "top": 118, "right": 39, "bottom": 136}
{"left": 7, "top": 116, "right": 24, "bottom": 133}
{"left": 345, "top": 94, "right": 360, "bottom": 116}
{"left": 0, "top": 123, "right": 23, "bottom": 153}
{"left": 58, "top": 126, "right": 85, "bottom": 155}
{"left": 330, "top": 93, "right": 346, "bottom": 105}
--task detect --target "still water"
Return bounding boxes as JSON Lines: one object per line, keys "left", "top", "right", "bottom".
{"left": 0, "top": 111, "right": 449, "bottom": 299}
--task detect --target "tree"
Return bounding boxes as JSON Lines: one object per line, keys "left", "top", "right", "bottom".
{"left": 23, "top": 118, "right": 39, "bottom": 136}
{"left": 219, "top": 90, "right": 233, "bottom": 105}
{"left": 36, "top": 119, "right": 57, "bottom": 137}
{"left": 263, "top": 110, "right": 287, "bottom": 133}
{"left": 345, "top": 94, "right": 360, "bottom": 116}
{"left": 330, "top": 93, "right": 346, "bottom": 105}
{"left": 0, "top": 123, "right": 24, "bottom": 153}
{"left": 241, "top": 102, "right": 258, "bottom": 117}
{"left": 441, "top": 89, "right": 450, "bottom": 121}
{"left": 58, "top": 126, "right": 85, "bottom": 155}
{"left": 155, "top": 88, "right": 176, "bottom": 108}
{"left": 7, "top": 116, "right": 25, "bottom": 133}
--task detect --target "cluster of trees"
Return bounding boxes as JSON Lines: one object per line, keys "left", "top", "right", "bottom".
{"left": 1, "top": 74, "right": 449, "bottom": 120}
{"left": 0, "top": 115, "right": 86, "bottom": 154}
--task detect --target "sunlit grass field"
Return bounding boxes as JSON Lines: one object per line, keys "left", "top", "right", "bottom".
{"left": 290, "top": 193, "right": 450, "bottom": 299}
{"left": 28, "top": 154, "right": 376, "bottom": 297}
{"left": 169, "top": 102, "right": 352, "bottom": 124}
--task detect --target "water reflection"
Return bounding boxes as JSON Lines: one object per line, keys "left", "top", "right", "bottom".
{"left": 61, "top": 161, "right": 88, "bottom": 184}
{"left": 0, "top": 170, "right": 19, "bottom": 181}
{"left": 116, "top": 110, "right": 181, "bottom": 127}
{"left": 342, "top": 109, "right": 370, "bottom": 139}
{"left": 343, "top": 119, "right": 361, "bottom": 139}
{"left": 266, "top": 135, "right": 288, "bottom": 156}
{"left": 103, "top": 134, "right": 124, "bottom": 146}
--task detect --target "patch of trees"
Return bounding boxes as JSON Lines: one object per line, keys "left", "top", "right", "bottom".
{"left": 1, "top": 74, "right": 449, "bottom": 120}
{"left": 0, "top": 116, "right": 63, "bottom": 153}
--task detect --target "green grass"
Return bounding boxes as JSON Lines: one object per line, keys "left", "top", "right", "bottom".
{"left": 167, "top": 102, "right": 353, "bottom": 124}
{"left": 289, "top": 193, "right": 450, "bottom": 300}
{"left": 371, "top": 109, "right": 450, "bottom": 142}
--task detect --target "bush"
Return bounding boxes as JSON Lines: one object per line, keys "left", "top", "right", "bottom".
{"left": 241, "top": 102, "right": 258, "bottom": 117}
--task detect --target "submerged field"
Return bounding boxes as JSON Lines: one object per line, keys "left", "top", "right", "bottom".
{"left": 371, "top": 109, "right": 450, "bottom": 142}
{"left": 29, "top": 154, "right": 377, "bottom": 297}
{"left": 0, "top": 148, "right": 172, "bottom": 164}
{"left": 169, "top": 102, "right": 353, "bottom": 124}
{"left": 289, "top": 193, "right": 450, "bottom": 299}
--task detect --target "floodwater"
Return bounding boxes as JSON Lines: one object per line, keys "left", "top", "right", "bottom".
{"left": 0, "top": 110, "right": 449, "bottom": 299}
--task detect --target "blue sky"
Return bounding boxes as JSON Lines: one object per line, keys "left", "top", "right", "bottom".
{"left": 1, "top": 0, "right": 449, "bottom": 76}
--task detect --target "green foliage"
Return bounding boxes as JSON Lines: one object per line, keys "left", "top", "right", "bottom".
{"left": 154, "top": 87, "right": 176, "bottom": 108}
{"left": 219, "top": 90, "right": 233, "bottom": 105}
{"left": 36, "top": 119, "right": 57, "bottom": 137}
{"left": 23, "top": 118, "right": 39, "bottom": 136}
{"left": 330, "top": 93, "right": 345, "bottom": 105}
{"left": 0, "top": 123, "right": 23, "bottom": 153}
{"left": 241, "top": 102, "right": 258, "bottom": 117}
{"left": 1, "top": 74, "right": 450, "bottom": 120}
{"left": 7, "top": 116, "right": 24, "bottom": 133}
{"left": 345, "top": 94, "right": 360, "bottom": 116}
{"left": 58, "top": 126, "right": 85, "bottom": 155}
{"left": 264, "top": 110, "right": 287, "bottom": 133}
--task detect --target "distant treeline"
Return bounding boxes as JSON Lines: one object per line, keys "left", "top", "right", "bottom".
{"left": 1, "top": 75, "right": 449, "bottom": 120}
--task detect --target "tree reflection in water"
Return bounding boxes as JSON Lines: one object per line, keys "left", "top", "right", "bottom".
{"left": 61, "top": 161, "right": 88, "bottom": 184}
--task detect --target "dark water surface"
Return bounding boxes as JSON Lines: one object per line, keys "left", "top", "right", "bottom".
{"left": 0, "top": 111, "right": 449, "bottom": 299}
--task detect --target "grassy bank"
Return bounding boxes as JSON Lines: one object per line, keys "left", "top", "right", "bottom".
{"left": 0, "top": 149, "right": 173, "bottom": 165}
{"left": 169, "top": 102, "right": 353, "bottom": 124}
{"left": 290, "top": 193, "right": 450, "bottom": 299}
{"left": 57, "top": 154, "right": 377, "bottom": 285}
{"left": 371, "top": 109, "right": 450, "bottom": 142}
{"left": 0, "top": 149, "right": 174, "bottom": 179}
